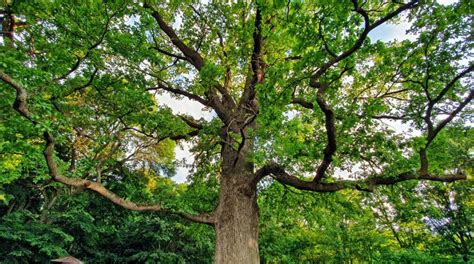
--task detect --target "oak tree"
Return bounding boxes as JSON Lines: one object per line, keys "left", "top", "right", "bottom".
{"left": 1, "top": 0, "right": 472, "bottom": 262}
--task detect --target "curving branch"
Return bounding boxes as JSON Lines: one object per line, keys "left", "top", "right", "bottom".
{"left": 255, "top": 162, "right": 466, "bottom": 193}
{"left": 52, "top": 67, "right": 99, "bottom": 101}
{"left": 312, "top": 0, "right": 419, "bottom": 82}
{"left": 179, "top": 115, "right": 204, "bottom": 130}
{"left": 0, "top": 70, "right": 33, "bottom": 120}
{"left": 43, "top": 132, "right": 214, "bottom": 225}
{"left": 291, "top": 66, "right": 351, "bottom": 110}
{"left": 1, "top": 70, "right": 216, "bottom": 226}
{"left": 291, "top": 97, "right": 314, "bottom": 109}
{"left": 313, "top": 83, "right": 336, "bottom": 182}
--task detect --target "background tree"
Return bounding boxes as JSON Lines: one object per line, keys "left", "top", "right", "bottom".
{"left": 1, "top": 0, "right": 472, "bottom": 263}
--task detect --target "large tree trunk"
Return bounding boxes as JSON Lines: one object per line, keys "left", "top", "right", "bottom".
{"left": 213, "top": 141, "right": 260, "bottom": 263}
{"left": 214, "top": 175, "right": 259, "bottom": 263}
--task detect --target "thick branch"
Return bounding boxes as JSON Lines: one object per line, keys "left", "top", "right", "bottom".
{"left": 43, "top": 133, "right": 214, "bottom": 224}
{"left": 179, "top": 115, "right": 204, "bottom": 130}
{"left": 291, "top": 97, "right": 314, "bottom": 109}
{"left": 239, "top": 4, "right": 264, "bottom": 110}
{"left": 313, "top": 84, "right": 336, "bottom": 182}
{"left": 255, "top": 162, "right": 466, "bottom": 193}
{"left": 144, "top": 3, "right": 204, "bottom": 70}
{"left": 0, "top": 70, "right": 33, "bottom": 120}
{"left": 44, "top": 133, "right": 160, "bottom": 211}
{"left": 300, "top": 68, "right": 351, "bottom": 181}
{"left": 144, "top": 4, "right": 235, "bottom": 124}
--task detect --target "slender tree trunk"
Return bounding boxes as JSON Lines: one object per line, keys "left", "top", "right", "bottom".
{"left": 213, "top": 138, "right": 259, "bottom": 263}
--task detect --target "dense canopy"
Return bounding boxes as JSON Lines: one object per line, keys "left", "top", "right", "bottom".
{"left": 0, "top": 0, "right": 472, "bottom": 262}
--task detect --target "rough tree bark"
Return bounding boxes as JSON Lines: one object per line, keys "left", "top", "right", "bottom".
{"left": 212, "top": 120, "right": 260, "bottom": 263}
{"left": 214, "top": 169, "right": 259, "bottom": 264}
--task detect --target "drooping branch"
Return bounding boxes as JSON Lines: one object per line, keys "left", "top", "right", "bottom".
{"left": 43, "top": 132, "right": 214, "bottom": 225}
{"left": 43, "top": 133, "right": 159, "bottom": 211}
{"left": 1, "top": 70, "right": 216, "bottom": 226}
{"left": 255, "top": 162, "right": 466, "bottom": 193}
{"left": 143, "top": 3, "right": 204, "bottom": 70}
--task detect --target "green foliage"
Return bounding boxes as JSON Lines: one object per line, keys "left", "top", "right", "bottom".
{"left": 0, "top": 210, "right": 73, "bottom": 262}
{"left": 0, "top": 179, "right": 215, "bottom": 263}
{"left": 259, "top": 184, "right": 391, "bottom": 262}
{"left": 1, "top": 0, "right": 472, "bottom": 262}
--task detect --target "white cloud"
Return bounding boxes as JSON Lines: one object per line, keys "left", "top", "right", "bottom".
{"left": 155, "top": 93, "right": 214, "bottom": 120}
{"left": 437, "top": 0, "right": 457, "bottom": 5}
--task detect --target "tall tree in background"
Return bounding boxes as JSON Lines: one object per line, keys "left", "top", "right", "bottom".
{"left": 1, "top": 0, "right": 472, "bottom": 262}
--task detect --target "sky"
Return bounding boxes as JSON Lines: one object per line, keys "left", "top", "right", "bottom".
{"left": 162, "top": 0, "right": 458, "bottom": 183}
{"left": 154, "top": 93, "right": 213, "bottom": 183}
